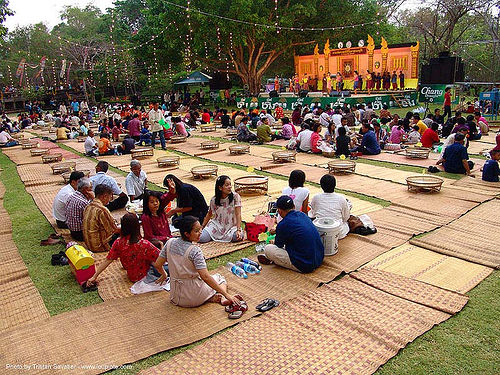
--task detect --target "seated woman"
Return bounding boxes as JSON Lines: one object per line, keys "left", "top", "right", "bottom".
{"left": 308, "top": 174, "right": 350, "bottom": 239}
{"left": 0, "top": 127, "right": 19, "bottom": 147}
{"left": 162, "top": 174, "right": 208, "bottom": 224}
{"left": 282, "top": 170, "right": 309, "bottom": 214}
{"left": 280, "top": 117, "right": 294, "bottom": 140}
{"left": 87, "top": 213, "right": 168, "bottom": 286}
{"left": 310, "top": 122, "right": 323, "bottom": 154}
{"left": 335, "top": 126, "right": 351, "bottom": 157}
{"left": 154, "top": 216, "right": 242, "bottom": 308}
{"left": 324, "top": 122, "right": 336, "bottom": 145}
{"left": 142, "top": 190, "right": 172, "bottom": 246}
{"left": 199, "top": 175, "right": 244, "bottom": 243}
{"left": 236, "top": 116, "right": 257, "bottom": 142}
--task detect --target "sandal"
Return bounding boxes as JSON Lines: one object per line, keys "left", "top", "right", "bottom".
{"left": 227, "top": 300, "right": 248, "bottom": 319}
{"left": 256, "top": 298, "right": 279, "bottom": 312}
{"left": 81, "top": 281, "right": 98, "bottom": 293}
{"left": 257, "top": 254, "right": 273, "bottom": 265}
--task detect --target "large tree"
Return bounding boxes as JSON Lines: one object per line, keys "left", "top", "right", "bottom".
{"left": 0, "top": 0, "right": 13, "bottom": 38}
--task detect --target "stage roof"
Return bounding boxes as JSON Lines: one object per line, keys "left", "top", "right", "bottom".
{"left": 174, "top": 71, "right": 212, "bottom": 85}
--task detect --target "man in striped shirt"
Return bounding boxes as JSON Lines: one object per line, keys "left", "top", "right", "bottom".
{"left": 65, "top": 178, "right": 94, "bottom": 241}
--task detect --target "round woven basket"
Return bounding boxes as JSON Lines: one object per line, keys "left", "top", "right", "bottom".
{"left": 200, "top": 124, "right": 216, "bottom": 132}
{"left": 30, "top": 148, "right": 50, "bottom": 157}
{"left": 21, "top": 140, "right": 39, "bottom": 149}
{"left": 42, "top": 153, "right": 64, "bottom": 165}
{"left": 61, "top": 170, "right": 90, "bottom": 184}
{"left": 226, "top": 128, "right": 238, "bottom": 136}
{"left": 77, "top": 136, "right": 87, "bottom": 142}
{"left": 170, "top": 135, "right": 187, "bottom": 143}
{"left": 406, "top": 175, "right": 444, "bottom": 193}
{"left": 131, "top": 147, "right": 154, "bottom": 159}
{"left": 12, "top": 133, "right": 24, "bottom": 140}
{"left": 327, "top": 159, "right": 356, "bottom": 174}
{"left": 322, "top": 151, "right": 336, "bottom": 158}
{"left": 51, "top": 161, "right": 76, "bottom": 174}
{"left": 234, "top": 175, "right": 269, "bottom": 195}
{"left": 200, "top": 140, "right": 220, "bottom": 150}
{"left": 191, "top": 165, "right": 218, "bottom": 179}
{"left": 229, "top": 144, "right": 250, "bottom": 155}
{"left": 157, "top": 155, "right": 180, "bottom": 168}
{"left": 405, "top": 147, "right": 431, "bottom": 159}
{"left": 272, "top": 150, "right": 297, "bottom": 163}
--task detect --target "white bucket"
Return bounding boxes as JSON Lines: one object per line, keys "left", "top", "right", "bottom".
{"left": 313, "top": 218, "right": 342, "bottom": 256}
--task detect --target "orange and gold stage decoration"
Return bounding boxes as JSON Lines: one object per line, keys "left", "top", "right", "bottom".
{"left": 295, "top": 35, "right": 419, "bottom": 90}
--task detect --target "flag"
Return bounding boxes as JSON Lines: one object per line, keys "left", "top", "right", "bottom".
{"left": 35, "top": 56, "right": 47, "bottom": 79}
{"left": 60, "top": 60, "right": 66, "bottom": 79}
{"left": 16, "top": 58, "right": 25, "bottom": 85}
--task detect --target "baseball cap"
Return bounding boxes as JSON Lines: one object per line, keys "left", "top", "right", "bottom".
{"left": 276, "top": 195, "right": 294, "bottom": 210}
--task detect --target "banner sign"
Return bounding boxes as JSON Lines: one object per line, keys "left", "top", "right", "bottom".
{"left": 330, "top": 47, "right": 366, "bottom": 56}
{"left": 236, "top": 92, "right": 418, "bottom": 111}
{"left": 418, "top": 84, "right": 451, "bottom": 104}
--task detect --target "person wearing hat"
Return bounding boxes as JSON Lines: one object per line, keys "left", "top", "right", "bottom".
{"left": 259, "top": 195, "right": 324, "bottom": 273}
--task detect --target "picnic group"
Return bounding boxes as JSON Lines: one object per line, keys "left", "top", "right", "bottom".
{"left": 0, "top": 96, "right": 498, "bottom": 317}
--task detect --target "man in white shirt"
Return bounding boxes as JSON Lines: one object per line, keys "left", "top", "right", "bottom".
{"left": 59, "top": 103, "right": 67, "bottom": 116}
{"left": 264, "top": 109, "right": 275, "bottom": 125}
{"left": 84, "top": 130, "right": 98, "bottom": 156}
{"left": 0, "top": 127, "right": 18, "bottom": 147}
{"left": 125, "top": 159, "right": 147, "bottom": 201}
{"left": 148, "top": 102, "right": 166, "bottom": 150}
{"left": 308, "top": 174, "right": 350, "bottom": 239}
{"left": 296, "top": 126, "right": 314, "bottom": 152}
{"left": 90, "top": 161, "right": 128, "bottom": 211}
{"left": 318, "top": 108, "right": 332, "bottom": 127}
{"left": 331, "top": 108, "right": 342, "bottom": 127}
{"left": 52, "top": 171, "right": 85, "bottom": 228}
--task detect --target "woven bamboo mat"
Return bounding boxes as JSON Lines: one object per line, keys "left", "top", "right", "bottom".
{"left": 351, "top": 268, "right": 468, "bottom": 314}
{"left": 364, "top": 243, "right": 494, "bottom": 293}
{"left": 0, "top": 181, "right": 50, "bottom": 331}
{"left": 467, "top": 141, "right": 493, "bottom": 155}
{"left": 411, "top": 199, "right": 500, "bottom": 268}
{"left": 93, "top": 253, "right": 135, "bottom": 301}
{"left": 17, "top": 164, "right": 68, "bottom": 187}
{"left": 141, "top": 275, "right": 453, "bottom": 375}
{"left": 450, "top": 176, "right": 500, "bottom": 196}
{"left": 0, "top": 265, "right": 318, "bottom": 374}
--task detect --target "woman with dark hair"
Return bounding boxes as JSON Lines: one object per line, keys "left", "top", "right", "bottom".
{"left": 282, "top": 170, "right": 309, "bottom": 214}
{"left": 162, "top": 174, "right": 208, "bottom": 223}
{"left": 87, "top": 213, "right": 167, "bottom": 286}
{"left": 324, "top": 121, "right": 336, "bottom": 145}
{"left": 142, "top": 190, "right": 172, "bottom": 245}
{"left": 153, "top": 216, "right": 243, "bottom": 308}
{"left": 199, "top": 176, "right": 243, "bottom": 243}
{"left": 310, "top": 122, "right": 323, "bottom": 154}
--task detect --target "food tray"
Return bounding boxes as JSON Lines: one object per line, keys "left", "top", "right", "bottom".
{"left": 62, "top": 170, "right": 91, "bottom": 184}
{"left": 234, "top": 175, "right": 269, "bottom": 195}
{"left": 42, "top": 153, "right": 63, "bottom": 164}
{"left": 191, "top": 164, "right": 218, "bottom": 179}
{"left": 322, "top": 151, "right": 336, "bottom": 158}
{"left": 51, "top": 161, "right": 76, "bottom": 174}
{"left": 131, "top": 147, "right": 154, "bottom": 159}
{"left": 157, "top": 155, "right": 180, "bottom": 168}
{"left": 30, "top": 148, "right": 50, "bottom": 157}
{"left": 405, "top": 147, "right": 431, "bottom": 159}
{"left": 200, "top": 140, "right": 220, "bottom": 150}
{"left": 229, "top": 144, "right": 250, "bottom": 155}
{"left": 200, "top": 124, "right": 216, "bottom": 132}
{"left": 327, "top": 159, "right": 356, "bottom": 174}
{"left": 170, "top": 135, "right": 187, "bottom": 143}
{"left": 406, "top": 175, "right": 444, "bottom": 193}
{"left": 272, "top": 150, "right": 297, "bottom": 163}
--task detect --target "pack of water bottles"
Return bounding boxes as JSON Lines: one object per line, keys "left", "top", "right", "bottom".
{"left": 226, "top": 258, "right": 262, "bottom": 279}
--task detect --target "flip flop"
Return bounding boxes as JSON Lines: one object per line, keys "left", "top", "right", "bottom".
{"left": 81, "top": 281, "right": 98, "bottom": 293}
{"left": 257, "top": 298, "right": 280, "bottom": 312}
{"left": 228, "top": 310, "right": 243, "bottom": 319}
{"left": 225, "top": 301, "right": 248, "bottom": 313}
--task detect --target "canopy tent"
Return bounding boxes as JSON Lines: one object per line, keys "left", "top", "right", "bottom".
{"left": 174, "top": 71, "right": 212, "bottom": 85}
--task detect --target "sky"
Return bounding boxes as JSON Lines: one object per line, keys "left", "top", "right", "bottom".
{"left": 4, "top": 0, "right": 115, "bottom": 31}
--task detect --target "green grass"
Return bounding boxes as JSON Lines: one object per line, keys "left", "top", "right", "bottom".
{"left": 0, "top": 151, "right": 102, "bottom": 315}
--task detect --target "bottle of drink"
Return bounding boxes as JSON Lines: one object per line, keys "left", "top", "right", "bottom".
{"left": 235, "top": 261, "right": 260, "bottom": 274}
{"left": 226, "top": 262, "right": 247, "bottom": 279}
{"left": 240, "top": 258, "right": 261, "bottom": 270}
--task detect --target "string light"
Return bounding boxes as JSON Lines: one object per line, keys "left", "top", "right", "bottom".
{"left": 153, "top": 41, "right": 159, "bottom": 80}
{"left": 110, "top": 10, "right": 118, "bottom": 82}
{"left": 274, "top": 0, "right": 279, "bottom": 34}
{"left": 185, "top": 0, "right": 193, "bottom": 70}
{"left": 216, "top": 26, "right": 222, "bottom": 61}
{"left": 50, "top": 60, "right": 57, "bottom": 88}
{"left": 7, "top": 65, "right": 13, "bottom": 87}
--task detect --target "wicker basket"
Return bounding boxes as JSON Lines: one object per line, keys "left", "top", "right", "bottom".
{"left": 191, "top": 165, "right": 218, "bottom": 179}
{"left": 234, "top": 175, "right": 269, "bottom": 195}
{"left": 61, "top": 170, "right": 91, "bottom": 184}
{"left": 21, "top": 140, "right": 39, "bottom": 149}
{"left": 131, "top": 147, "right": 154, "bottom": 159}
{"left": 406, "top": 175, "right": 444, "bottom": 193}
{"left": 226, "top": 128, "right": 238, "bottom": 136}
{"left": 229, "top": 144, "right": 250, "bottom": 155}
{"left": 272, "top": 150, "right": 297, "bottom": 163}
{"left": 405, "top": 147, "right": 431, "bottom": 159}
{"left": 51, "top": 161, "right": 76, "bottom": 174}
{"left": 77, "top": 136, "right": 87, "bottom": 142}
{"left": 30, "top": 148, "right": 50, "bottom": 157}
{"left": 170, "top": 135, "right": 187, "bottom": 143}
{"left": 322, "top": 151, "right": 336, "bottom": 158}
{"left": 327, "top": 159, "right": 356, "bottom": 174}
{"left": 200, "top": 140, "right": 220, "bottom": 150}
{"left": 42, "top": 153, "right": 64, "bottom": 165}
{"left": 12, "top": 133, "right": 24, "bottom": 140}
{"left": 213, "top": 119, "right": 221, "bottom": 125}
{"left": 157, "top": 155, "right": 180, "bottom": 168}
{"left": 200, "top": 124, "right": 216, "bottom": 132}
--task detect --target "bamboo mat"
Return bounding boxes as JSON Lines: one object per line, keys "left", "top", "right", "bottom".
{"left": 364, "top": 243, "right": 494, "bottom": 294}
{"left": 467, "top": 141, "right": 493, "bottom": 155}
{"left": 411, "top": 199, "right": 500, "bottom": 268}
{"left": 141, "top": 272, "right": 457, "bottom": 375}
{"left": 0, "top": 265, "right": 319, "bottom": 374}
{"left": 450, "top": 176, "right": 500, "bottom": 196}
{"left": 0, "top": 180, "right": 50, "bottom": 331}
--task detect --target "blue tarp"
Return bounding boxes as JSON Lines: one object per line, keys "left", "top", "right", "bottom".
{"left": 174, "top": 71, "right": 212, "bottom": 85}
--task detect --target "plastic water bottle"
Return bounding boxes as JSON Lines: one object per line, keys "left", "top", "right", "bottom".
{"left": 241, "top": 258, "right": 261, "bottom": 270}
{"left": 236, "top": 261, "right": 260, "bottom": 274}
{"left": 226, "top": 262, "right": 248, "bottom": 279}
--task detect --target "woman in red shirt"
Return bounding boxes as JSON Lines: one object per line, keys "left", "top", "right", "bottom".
{"left": 420, "top": 122, "right": 440, "bottom": 148}
{"left": 142, "top": 190, "right": 172, "bottom": 246}
{"left": 310, "top": 122, "right": 323, "bottom": 154}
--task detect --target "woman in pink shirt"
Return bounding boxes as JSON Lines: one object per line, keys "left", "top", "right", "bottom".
{"left": 389, "top": 120, "right": 405, "bottom": 144}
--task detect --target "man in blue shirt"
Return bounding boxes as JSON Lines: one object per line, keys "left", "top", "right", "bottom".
{"left": 71, "top": 100, "right": 80, "bottom": 115}
{"left": 350, "top": 122, "right": 381, "bottom": 155}
{"left": 442, "top": 133, "right": 473, "bottom": 175}
{"left": 259, "top": 196, "right": 324, "bottom": 273}
{"left": 482, "top": 150, "right": 500, "bottom": 182}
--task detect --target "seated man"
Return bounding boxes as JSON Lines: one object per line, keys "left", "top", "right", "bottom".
{"left": 65, "top": 177, "right": 94, "bottom": 241}
{"left": 482, "top": 149, "right": 500, "bottom": 182}
{"left": 236, "top": 116, "right": 257, "bottom": 142}
{"left": 89, "top": 161, "right": 128, "bottom": 211}
{"left": 52, "top": 171, "right": 85, "bottom": 229}
{"left": 117, "top": 134, "right": 135, "bottom": 155}
{"left": 441, "top": 133, "right": 473, "bottom": 175}
{"left": 98, "top": 133, "right": 114, "bottom": 155}
{"left": 0, "top": 127, "right": 19, "bottom": 147}
{"left": 350, "top": 122, "right": 381, "bottom": 155}
{"left": 420, "top": 122, "right": 440, "bottom": 148}
{"left": 84, "top": 129, "right": 98, "bottom": 156}
{"left": 83, "top": 184, "right": 120, "bottom": 253}
{"left": 260, "top": 195, "right": 324, "bottom": 273}
{"left": 125, "top": 159, "right": 147, "bottom": 201}
{"left": 308, "top": 174, "right": 350, "bottom": 239}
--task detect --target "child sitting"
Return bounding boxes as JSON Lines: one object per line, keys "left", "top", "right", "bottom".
{"left": 482, "top": 149, "right": 500, "bottom": 182}
{"left": 335, "top": 126, "right": 351, "bottom": 157}
{"left": 139, "top": 123, "right": 152, "bottom": 146}
{"left": 142, "top": 190, "right": 172, "bottom": 246}
{"left": 407, "top": 125, "right": 421, "bottom": 144}
{"left": 98, "top": 133, "right": 114, "bottom": 155}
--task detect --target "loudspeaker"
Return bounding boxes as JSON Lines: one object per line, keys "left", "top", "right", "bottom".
{"left": 299, "top": 89, "right": 309, "bottom": 98}
{"left": 329, "top": 90, "right": 340, "bottom": 97}
{"left": 420, "top": 53, "right": 464, "bottom": 84}
{"left": 341, "top": 91, "right": 351, "bottom": 97}
{"left": 269, "top": 90, "right": 279, "bottom": 98}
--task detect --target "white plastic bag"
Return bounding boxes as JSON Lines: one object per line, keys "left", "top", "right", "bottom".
{"left": 130, "top": 277, "right": 170, "bottom": 294}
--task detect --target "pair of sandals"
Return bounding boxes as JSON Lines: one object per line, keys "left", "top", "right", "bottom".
{"left": 256, "top": 298, "right": 280, "bottom": 312}
{"left": 41, "top": 233, "right": 63, "bottom": 246}
{"left": 51, "top": 251, "right": 69, "bottom": 266}
{"left": 81, "top": 280, "right": 98, "bottom": 293}
{"left": 225, "top": 300, "right": 248, "bottom": 319}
